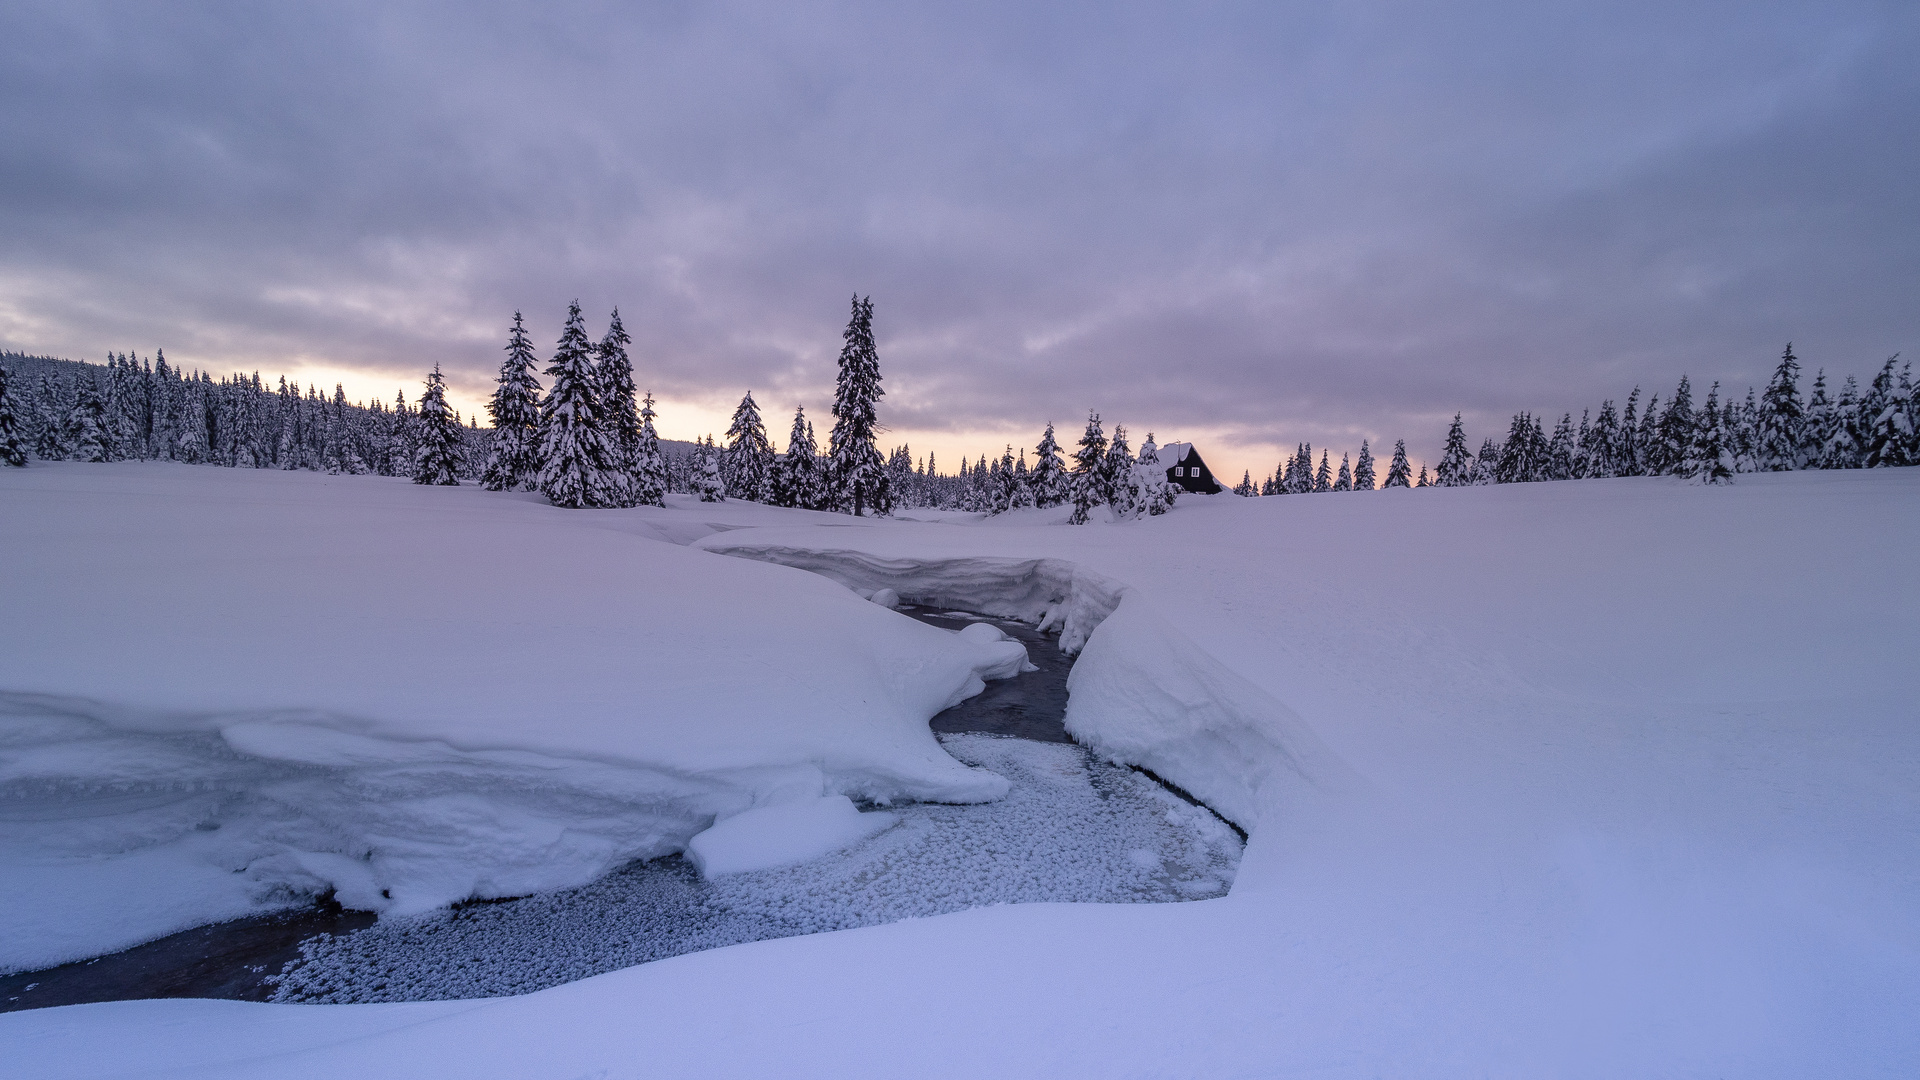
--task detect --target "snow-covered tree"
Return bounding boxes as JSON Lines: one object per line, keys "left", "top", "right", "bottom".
{"left": 1233, "top": 470, "right": 1255, "bottom": 496}
{"left": 412, "top": 365, "right": 463, "bottom": 485}
{"left": 828, "top": 296, "right": 889, "bottom": 516}
{"left": 1103, "top": 425, "right": 1135, "bottom": 514}
{"left": 1496, "top": 413, "right": 1545, "bottom": 483}
{"left": 1823, "top": 376, "right": 1863, "bottom": 468}
{"left": 1545, "top": 414, "right": 1575, "bottom": 480}
{"left": 1383, "top": 439, "right": 1413, "bottom": 487}
{"left": 1416, "top": 464, "right": 1430, "bottom": 487}
{"left": 0, "top": 365, "right": 26, "bottom": 466}
{"left": 1134, "top": 433, "right": 1177, "bottom": 516}
{"left": 1334, "top": 453, "right": 1353, "bottom": 491}
{"left": 537, "top": 301, "right": 615, "bottom": 509}
{"left": 1682, "top": 381, "right": 1734, "bottom": 483}
{"left": 632, "top": 392, "right": 669, "bottom": 507}
{"left": 1436, "top": 414, "right": 1472, "bottom": 486}
{"left": 1030, "top": 422, "right": 1067, "bottom": 507}
{"left": 481, "top": 312, "right": 544, "bottom": 491}
{"left": 773, "top": 405, "right": 819, "bottom": 509}
{"left": 1757, "top": 343, "right": 1804, "bottom": 470}
{"left": 1011, "top": 448, "right": 1036, "bottom": 509}
{"left": 1861, "top": 356, "right": 1912, "bottom": 469}
{"left": 595, "top": 310, "right": 640, "bottom": 507}
{"left": 67, "top": 376, "right": 108, "bottom": 462}
{"left": 723, "top": 391, "right": 775, "bottom": 503}
{"left": 1353, "top": 439, "right": 1377, "bottom": 490}
{"left": 695, "top": 435, "right": 726, "bottom": 501}
{"left": 1067, "top": 411, "right": 1108, "bottom": 524}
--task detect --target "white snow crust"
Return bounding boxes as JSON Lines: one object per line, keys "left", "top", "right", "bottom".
{"left": 0, "top": 464, "right": 1014, "bottom": 971}
{"left": 686, "top": 795, "right": 896, "bottom": 877}
{"left": 4, "top": 463, "right": 1918, "bottom": 1079}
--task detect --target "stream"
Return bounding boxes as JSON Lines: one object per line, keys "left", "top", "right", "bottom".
{"left": 1, "top": 605, "right": 1240, "bottom": 1011}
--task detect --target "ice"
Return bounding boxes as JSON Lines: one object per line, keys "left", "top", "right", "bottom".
{"left": 686, "top": 795, "right": 897, "bottom": 877}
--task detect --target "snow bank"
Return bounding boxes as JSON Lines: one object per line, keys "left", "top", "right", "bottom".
{"left": 686, "top": 796, "right": 896, "bottom": 877}
{"left": 0, "top": 464, "right": 1017, "bottom": 971}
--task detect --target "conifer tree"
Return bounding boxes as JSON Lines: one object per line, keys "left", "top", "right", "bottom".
{"left": 1546, "top": 413, "right": 1575, "bottom": 480}
{"left": 1757, "top": 343, "right": 1804, "bottom": 470}
{"left": 1587, "top": 401, "right": 1620, "bottom": 478}
{"left": 1436, "top": 413, "right": 1473, "bottom": 486}
{"left": 632, "top": 392, "right": 669, "bottom": 507}
{"left": 68, "top": 377, "right": 108, "bottom": 462}
{"left": 1234, "top": 470, "right": 1255, "bottom": 496}
{"left": 1824, "top": 376, "right": 1863, "bottom": 468}
{"left": 1103, "top": 425, "right": 1135, "bottom": 514}
{"left": 0, "top": 365, "right": 26, "bottom": 466}
{"left": 1314, "top": 449, "right": 1332, "bottom": 492}
{"left": 1682, "top": 382, "right": 1734, "bottom": 483}
{"left": 1012, "top": 449, "right": 1036, "bottom": 509}
{"left": 1416, "top": 464, "right": 1430, "bottom": 487}
{"left": 1335, "top": 453, "right": 1353, "bottom": 491}
{"left": 695, "top": 435, "right": 726, "bottom": 500}
{"left": 481, "top": 312, "right": 544, "bottom": 491}
{"left": 412, "top": 365, "right": 463, "bottom": 485}
{"left": 723, "top": 391, "right": 775, "bottom": 502}
{"left": 1861, "top": 356, "right": 1912, "bottom": 469}
{"left": 1383, "top": 439, "right": 1413, "bottom": 487}
{"left": 1068, "top": 411, "right": 1107, "bottom": 524}
{"left": 31, "top": 374, "right": 67, "bottom": 459}
{"left": 828, "top": 295, "right": 889, "bottom": 515}
{"left": 1472, "top": 438, "right": 1499, "bottom": 484}
{"left": 773, "top": 405, "right": 818, "bottom": 509}
{"left": 1654, "top": 376, "right": 1695, "bottom": 475}
{"left": 1353, "top": 439, "right": 1376, "bottom": 490}
{"left": 1030, "top": 422, "right": 1067, "bottom": 507}
{"left": 537, "top": 301, "right": 615, "bottom": 509}
{"left": 595, "top": 310, "right": 641, "bottom": 506}
{"left": 1134, "top": 432, "right": 1176, "bottom": 516}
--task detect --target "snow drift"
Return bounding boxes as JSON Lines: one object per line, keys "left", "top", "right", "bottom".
{"left": 0, "top": 464, "right": 1020, "bottom": 971}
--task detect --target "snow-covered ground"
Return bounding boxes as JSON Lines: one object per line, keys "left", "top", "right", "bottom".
{"left": 3, "top": 461, "right": 1917, "bottom": 1078}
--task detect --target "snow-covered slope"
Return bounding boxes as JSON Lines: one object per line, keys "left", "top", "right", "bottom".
{"left": 0, "top": 464, "right": 1020, "bottom": 970}
{"left": 4, "top": 464, "right": 1917, "bottom": 1078}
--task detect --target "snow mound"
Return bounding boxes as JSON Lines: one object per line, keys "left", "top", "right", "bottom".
{"left": 687, "top": 796, "right": 897, "bottom": 877}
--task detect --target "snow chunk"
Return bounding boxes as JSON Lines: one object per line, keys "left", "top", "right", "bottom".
{"left": 869, "top": 587, "right": 901, "bottom": 609}
{"left": 686, "top": 796, "right": 896, "bottom": 878}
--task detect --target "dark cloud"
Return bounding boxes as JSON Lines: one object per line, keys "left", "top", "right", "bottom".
{"left": 2, "top": 1, "right": 1915, "bottom": 474}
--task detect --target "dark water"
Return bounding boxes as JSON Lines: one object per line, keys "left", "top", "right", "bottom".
{"left": 0, "top": 606, "right": 1080, "bottom": 1013}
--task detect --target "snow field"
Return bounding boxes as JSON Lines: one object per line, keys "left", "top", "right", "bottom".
{"left": 267, "top": 735, "right": 1240, "bottom": 1004}
{"left": 0, "top": 463, "right": 1024, "bottom": 971}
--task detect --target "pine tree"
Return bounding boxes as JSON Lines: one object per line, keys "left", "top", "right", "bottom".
{"left": 1862, "top": 356, "right": 1912, "bottom": 468}
{"left": 631, "top": 392, "right": 668, "bottom": 507}
{"left": 1496, "top": 412, "right": 1545, "bottom": 483}
{"left": 1012, "top": 448, "right": 1036, "bottom": 509}
{"left": 695, "top": 435, "right": 726, "bottom": 501}
{"left": 1334, "top": 453, "right": 1353, "bottom": 491}
{"left": 595, "top": 310, "right": 640, "bottom": 506}
{"left": 723, "top": 391, "right": 775, "bottom": 502}
{"left": 1234, "top": 470, "right": 1255, "bottom": 496}
{"left": 1030, "top": 422, "right": 1067, "bottom": 508}
{"left": 537, "top": 301, "right": 615, "bottom": 509}
{"left": 1824, "top": 376, "right": 1863, "bottom": 468}
{"left": 1103, "top": 425, "right": 1135, "bottom": 514}
{"left": 1353, "top": 439, "right": 1376, "bottom": 490}
{"left": 1133, "top": 432, "right": 1176, "bottom": 516}
{"left": 1546, "top": 413, "right": 1575, "bottom": 480}
{"left": 1587, "top": 400, "right": 1620, "bottom": 478}
{"left": 1436, "top": 413, "right": 1473, "bottom": 486}
{"left": 412, "top": 365, "right": 463, "bottom": 485}
{"left": 828, "top": 295, "right": 889, "bottom": 515}
{"left": 1068, "top": 411, "right": 1107, "bottom": 524}
{"left": 1314, "top": 449, "right": 1332, "bottom": 492}
{"left": 1383, "top": 439, "right": 1412, "bottom": 487}
{"left": 1757, "top": 343, "right": 1804, "bottom": 470}
{"left": 1682, "top": 381, "right": 1734, "bottom": 483}
{"left": 773, "top": 405, "right": 818, "bottom": 509}
{"left": 0, "top": 365, "right": 26, "bottom": 466}
{"left": 482, "top": 312, "right": 545, "bottom": 491}
{"left": 68, "top": 376, "right": 108, "bottom": 462}
{"left": 1471, "top": 438, "right": 1499, "bottom": 484}
{"left": 1416, "top": 465, "right": 1430, "bottom": 487}
{"left": 1654, "top": 376, "right": 1695, "bottom": 475}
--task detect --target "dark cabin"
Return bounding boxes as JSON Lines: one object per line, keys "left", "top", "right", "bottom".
{"left": 1156, "top": 442, "right": 1222, "bottom": 494}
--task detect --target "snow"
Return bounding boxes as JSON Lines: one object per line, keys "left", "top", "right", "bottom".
{"left": 3, "top": 462, "right": 1918, "bottom": 1078}
{"left": 686, "top": 795, "right": 896, "bottom": 877}
{"left": 0, "top": 464, "right": 1014, "bottom": 971}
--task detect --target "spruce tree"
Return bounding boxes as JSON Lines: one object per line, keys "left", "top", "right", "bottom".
{"left": 1031, "top": 422, "right": 1067, "bottom": 507}
{"left": 1314, "top": 449, "right": 1332, "bottom": 492}
{"left": 1334, "top": 453, "right": 1353, "bottom": 491}
{"left": 1234, "top": 470, "right": 1255, "bottom": 496}
{"left": 632, "top": 392, "right": 669, "bottom": 507}
{"left": 595, "top": 310, "right": 641, "bottom": 506}
{"left": 695, "top": 435, "right": 726, "bottom": 500}
{"left": 723, "top": 391, "right": 775, "bottom": 502}
{"left": 1012, "top": 448, "right": 1036, "bottom": 509}
{"left": 1383, "top": 439, "right": 1412, "bottom": 487}
{"left": 1068, "top": 411, "right": 1107, "bottom": 524}
{"left": 774, "top": 405, "right": 818, "bottom": 509}
{"left": 1353, "top": 439, "right": 1376, "bottom": 490}
{"left": 537, "top": 301, "right": 615, "bottom": 509}
{"left": 1682, "top": 382, "right": 1734, "bottom": 483}
{"left": 481, "top": 312, "right": 544, "bottom": 491}
{"left": 828, "top": 295, "right": 889, "bottom": 515}
{"left": 1103, "top": 425, "right": 1135, "bottom": 514}
{"left": 1472, "top": 438, "right": 1499, "bottom": 484}
{"left": 0, "top": 365, "right": 26, "bottom": 466}
{"left": 1654, "top": 376, "right": 1695, "bottom": 475}
{"left": 1757, "top": 343, "right": 1804, "bottom": 470}
{"left": 1587, "top": 401, "right": 1620, "bottom": 478}
{"left": 1862, "top": 356, "right": 1912, "bottom": 469}
{"left": 68, "top": 377, "right": 108, "bottom": 462}
{"left": 1436, "top": 413, "right": 1472, "bottom": 486}
{"left": 1416, "top": 464, "right": 1430, "bottom": 487}
{"left": 1546, "top": 413, "right": 1575, "bottom": 480}
{"left": 412, "top": 365, "right": 463, "bottom": 485}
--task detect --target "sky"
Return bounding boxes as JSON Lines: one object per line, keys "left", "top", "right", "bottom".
{"left": 2, "top": 1, "right": 1916, "bottom": 481}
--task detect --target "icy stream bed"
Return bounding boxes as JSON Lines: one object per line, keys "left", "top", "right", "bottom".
{"left": 2, "top": 607, "right": 1240, "bottom": 1011}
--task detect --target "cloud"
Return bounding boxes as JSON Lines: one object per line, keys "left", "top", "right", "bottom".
{"left": 1, "top": 0, "right": 1914, "bottom": 475}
